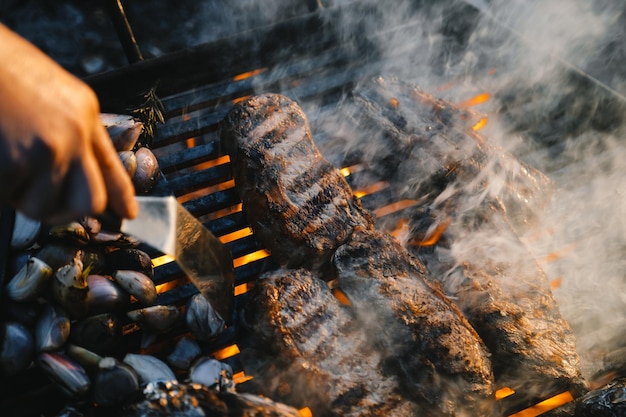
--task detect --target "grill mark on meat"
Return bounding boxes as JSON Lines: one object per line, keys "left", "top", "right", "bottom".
{"left": 341, "top": 76, "right": 587, "bottom": 399}
{"left": 241, "top": 268, "right": 421, "bottom": 417}
{"left": 220, "top": 93, "right": 373, "bottom": 269}
{"left": 334, "top": 226, "right": 495, "bottom": 417}
{"left": 223, "top": 93, "right": 496, "bottom": 416}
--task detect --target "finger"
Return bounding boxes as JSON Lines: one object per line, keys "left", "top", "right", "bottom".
{"left": 92, "top": 123, "right": 138, "bottom": 219}
{"left": 17, "top": 165, "right": 65, "bottom": 223}
{"left": 59, "top": 152, "right": 107, "bottom": 220}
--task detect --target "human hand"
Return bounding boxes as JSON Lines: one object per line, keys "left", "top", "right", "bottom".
{"left": 0, "top": 24, "right": 138, "bottom": 224}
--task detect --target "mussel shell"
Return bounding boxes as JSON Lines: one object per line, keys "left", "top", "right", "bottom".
{"left": 35, "top": 303, "right": 71, "bottom": 352}
{"left": 100, "top": 113, "right": 143, "bottom": 152}
{"left": 127, "top": 305, "right": 181, "bottom": 333}
{"left": 79, "top": 216, "right": 102, "bottom": 236}
{"left": 36, "top": 244, "right": 84, "bottom": 272}
{"left": 0, "top": 321, "right": 35, "bottom": 376}
{"left": 133, "top": 147, "right": 160, "bottom": 194}
{"left": 188, "top": 357, "right": 233, "bottom": 391}
{"left": 70, "top": 313, "right": 122, "bottom": 355}
{"left": 119, "top": 151, "right": 138, "bottom": 178}
{"left": 167, "top": 336, "right": 201, "bottom": 370}
{"left": 185, "top": 293, "right": 225, "bottom": 341}
{"left": 113, "top": 270, "right": 157, "bottom": 306}
{"left": 48, "top": 221, "right": 90, "bottom": 246}
{"left": 5, "top": 256, "right": 53, "bottom": 302}
{"left": 38, "top": 352, "right": 91, "bottom": 398}
{"left": 123, "top": 353, "right": 176, "bottom": 386}
{"left": 66, "top": 344, "right": 104, "bottom": 373}
{"left": 52, "top": 258, "right": 88, "bottom": 319}
{"left": 11, "top": 211, "right": 41, "bottom": 250}
{"left": 93, "top": 357, "right": 140, "bottom": 406}
{"left": 105, "top": 248, "right": 154, "bottom": 278}
{"left": 86, "top": 275, "right": 130, "bottom": 314}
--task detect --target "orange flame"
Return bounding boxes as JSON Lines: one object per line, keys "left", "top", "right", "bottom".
{"left": 233, "top": 68, "right": 268, "bottom": 81}
{"left": 233, "top": 249, "right": 271, "bottom": 268}
{"left": 457, "top": 92, "right": 491, "bottom": 108}
{"left": 508, "top": 391, "right": 574, "bottom": 417}
{"left": 218, "top": 227, "right": 253, "bottom": 244}
{"left": 373, "top": 199, "right": 418, "bottom": 218}
{"left": 496, "top": 387, "right": 515, "bottom": 400}
{"left": 298, "top": 407, "right": 313, "bottom": 417}
{"left": 213, "top": 344, "right": 240, "bottom": 360}
{"left": 234, "top": 281, "right": 255, "bottom": 296}
{"left": 155, "top": 280, "right": 181, "bottom": 294}
{"left": 472, "top": 117, "right": 488, "bottom": 131}
{"left": 151, "top": 254, "right": 176, "bottom": 268}
{"left": 233, "top": 371, "right": 254, "bottom": 385}
{"left": 353, "top": 181, "right": 389, "bottom": 199}
{"left": 411, "top": 218, "right": 452, "bottom": 247}
{"left": 550, "top": 277, "right": 563, "bottom": 290}
{"left": 332, "top": 288, "right": 352, "bottom": 306}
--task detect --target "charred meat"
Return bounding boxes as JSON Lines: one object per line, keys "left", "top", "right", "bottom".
{"left": 240, "top": 268, "right": 421, "bottom": 417}
{"left": 338, "top": 76, "right": 586, "bottom": 397}
{"left": 222, "top": 93, "right": 495, "bottom": 416}
{"left": 220, "top": 93, "right": 373, "bottom": 270}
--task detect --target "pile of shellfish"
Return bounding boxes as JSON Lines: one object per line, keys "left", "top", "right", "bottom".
{"left": 0, "top": 115, "right": 264, "bottom": 416}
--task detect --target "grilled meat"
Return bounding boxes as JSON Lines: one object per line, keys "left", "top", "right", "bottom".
{"left": 338, "top": 76, "right": 586, "bottom": 396}
{"left": 334, "top": 225, "right": 495, "bottom": 417}
{"left": 240, "top": 268, "right": 421, "bottom": 417}
{"left": 220, "top": 93, "right": 373, "bottom": 270}
{"left": 222, "top": 93, "right": 495, "bottom": 416}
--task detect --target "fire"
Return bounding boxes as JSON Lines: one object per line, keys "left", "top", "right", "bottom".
{"left": 373, "top": 199, "right": 418, "bottom": 218}
{"left": 340, "top": 164, "right": 365, "bottom": 177}
{"left": 233, "top": 371, "right": 254, "bottom": 385}
{"left": 234, "top": 281, "right": 255, "bottom": 296}
{"left": 496, "top": 387, "right": 515, "bottom": 400}
{"left": 233, "top": 68, "right": 268, "bottom": 81}
{"left": 176, "top": 179, "right": 236, "bottom": 204}
{"left": 151, "top": 254, "right": 176, "bottom": 268}
{"left": 410, "top": 217, "right": 452, "bottom": 247}
{"left": 218, "top": 227, "right": 253, "bottom": 244}
{"left": 213, "top": 344, "right": 240, "bottom": 360}
{"left": 204, "top": 203, "right": 243, "bottom": 221}
{"left": 155, "top": 280, "right": 182, "bottom": 294}
{"left": 194, "top": 154, "right": 231, "bottom": 171}
{"left": 298, "top": 407, "right": 313, "bottom": 417}
{"left": 508, "top": 391, "right": 574, "bottom": 417}
{"left": 233, "top": 249, "right": 271, "bottom": 268}
{"left": 457, "top": 92, "right": 491, "bottom": 108}
{"left": 353, "top": 181, "right": 389, "bottom": 199}
{"left": 472, "top": 117, "right": 488, "bottom": 131}
{"left": 332, "top": 287, "right": 352, "bottom": 306}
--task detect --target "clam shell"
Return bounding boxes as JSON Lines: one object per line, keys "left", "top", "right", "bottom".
{"left": 35, "top": 303, "right": 71, "bottom": 352}
{"left": 5, "top": 257, "right": 53, "bottom": 302}
{"left": 38, "top": 352, "right": 91, "bottom": 398}
{"left": 0, "top": 321, "right": 34, "bottom": 376}
{"left": 123, "top": 353, "right": 176, "bottom": 385}
{"left": 113, "top": 270, "right": 157, "bottom": 306}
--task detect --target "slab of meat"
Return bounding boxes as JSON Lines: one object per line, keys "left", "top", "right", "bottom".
{"left": 220, "top": 93, "right": 373, "bottom": 270}
{"left": 333, "top": 225, "right": 495, "bottom": 417}
{"left": 240, "top": 268, "right": 421, "bottom": 417}
{"left": 338, "top": 76, "right": 587, "bottom": 398}
{"left": 221, "top": 93, "right": 495, "bottom": 416}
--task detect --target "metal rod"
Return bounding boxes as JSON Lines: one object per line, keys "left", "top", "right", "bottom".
{"left": 104, "top": 0, "right": 144, "bottom": 64}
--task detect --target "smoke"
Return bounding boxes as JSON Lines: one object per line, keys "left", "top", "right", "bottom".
{"left": 307, "top": 0, "right": 626, "bottom": 380}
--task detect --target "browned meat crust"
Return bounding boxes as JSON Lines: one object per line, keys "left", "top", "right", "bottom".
{"left": 220, "top": 93, "right": 373, "bottom": 270}
{"left": 334, "top": 225, "right": 495, "bottom": 417}
{"left": 222, "top": 93, "right": 496, "bottom": 416}
{"left": 241, "top": 268, "right": 421, "bottom": 417}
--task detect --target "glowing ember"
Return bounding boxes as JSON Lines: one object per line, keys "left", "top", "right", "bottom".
{"left": 233, "top": 249, "right": 271, "bottom": 268}
{"left": 298, "top": 407, "right": 313, "bottom": 417}
{"left": 155, "top": 280, "right": 183, "bottom": 294}
{"left": 472, "top": 117, "right": 488, "bottom": 130}
{"left": 233, "top": 68, "right": 268, "bottom": 81}
{"left": 151, "top": 254, "right": 176, "bottom": 268}
{"left": 332, "top": 287, "right": 352, "bottom": 306}
{"left": 388, "top": 97, "right": 400, "bottom": 109}
{"left": 550, "top": 277, "right": 563, "bottom": 290}
{"left": 218, "top": 227, "right": 253, "bottom": 244}
{"left": 508, "top": 392, "right": 574, "bottom": 417}
{"left": 353, "top": 181, "right": 389, "bottom": 199}
{"left": 373, "top": 199, "right": 418, "bottom": 218}
{"left": 456, "top": 92, "right": 491, "bottom": 108}
{"left": 234, "top": 281, "right": 255, "bottom": 296}
{"left": 194, "top": 154, "right": 231, "bottom": 171}
{"left": 340, "top": 164, "right": 365, "bottom": 177}
{"left": 213, "top": 344, "right": 240, "bottom": 360}
{"left": 232, "top": 371, "right": 254, "bottom": 385}
{"left": 410, "top": 217, "right": 452, "bottom": 247}
{"left": 496, "top": 387, "right": 516, "bottom": 400}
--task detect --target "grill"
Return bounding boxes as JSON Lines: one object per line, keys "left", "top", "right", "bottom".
{"left": 2, "top": 1, "right": 626, "bottom": 416}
